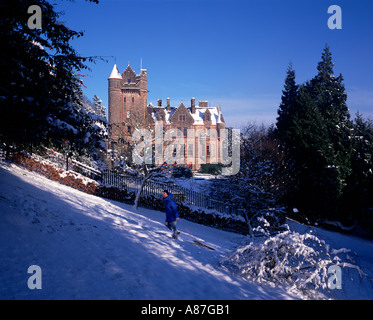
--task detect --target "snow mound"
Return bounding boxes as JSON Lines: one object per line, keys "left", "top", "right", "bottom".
{"left": 220, "top": 226, "right": 371, "bottom": 299}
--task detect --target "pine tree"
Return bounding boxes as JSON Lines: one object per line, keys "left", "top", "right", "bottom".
{"left": 93, "top": 95, "right": 106, "bottom": 117}
{"left": 286, "top": 83, "right": 335, "bottom": 217}
{"left": 84, "top": 94, "right": 108, "bottom": 157}
{"left": 309, "top": 45, "right": 353, "bottom": 215}
{"left": 0, "top": 0, "right": 100, "bottom": 155}
{"left": 278, "top": 46, "right": 353, "bottom": 219}
{"left": 342, "top": 113, "right": 373, "bottom": 226}
{"left": 313, "top": 46, "right": 352, "bottom": 153}
{"left": 275, "top": 62, "right": 298, "bottom": 145}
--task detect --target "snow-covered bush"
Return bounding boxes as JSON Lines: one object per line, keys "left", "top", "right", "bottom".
{"left": 220, "top": 226, "right": 367, "bottom": 299}
{"left": 245, "top": 207, "right": 287, "bottom": 238}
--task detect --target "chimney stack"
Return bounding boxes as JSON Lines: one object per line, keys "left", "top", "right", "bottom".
{"left": 191, "top": 97, "right": 196, "bottom": 114}
{"left": 166, "top": 98, "right": 171, "bottom": 111}
{"left": 199, "top": 100, "right": 208, "bottom": 108}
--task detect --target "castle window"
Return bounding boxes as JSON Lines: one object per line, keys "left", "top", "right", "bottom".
{"left": 184, "top": 127, "right": 188, "bottom": 137}
{"left": 127, "top": 126, "right": 131, "bottom": 135}
{"left": 124, "top": 97, "right": 126, "bottom": 103}
{"left": 206, "top": 114, "right": 210, "bottom": 121}
{"left": 127, "top": 78, "right": 130, "bottom": 84}
{"left": 201, "top": 143, "right": 206, "bottom": 157}
{"left": 188, "top": 144, "right": 194, "bottom": 156}
{"left": 179, "top": 115, "right": 185, "bottom": 122}
{"left": 206, "top": 145, "right": 210, "bottom": 156}
{"left": 132, "top": 97, "right": 135, "bottom": 103}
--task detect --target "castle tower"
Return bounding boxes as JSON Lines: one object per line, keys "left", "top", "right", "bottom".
{"left": 108, "top": 63, "right": 148, "bottom": 142}
{"left": 108, "top": 64, "right": 122, "bottom": 141}
{"left": 121, "top": 64, "right": 148, "bottom": 136}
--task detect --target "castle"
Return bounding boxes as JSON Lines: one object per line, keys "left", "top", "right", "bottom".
{"left": 108, "top": 63, "right": 227, "bottom": 170}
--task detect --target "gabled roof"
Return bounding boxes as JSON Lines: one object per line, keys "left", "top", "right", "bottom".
{"left": 169, "top": 102, "right": 194, "bottom": 123}
{"left": 149, "top": 102, "right": 225, "bottom": 126}
{"left": 190, "top": 106, "right": 222, "bottom": 125}
{"left": 108, "top": 64, "right": 122, "bottom": 79}
{"left": 122, "top": 64, "right": 137, "bottom": 83}
{"left": 123, "top": 64, "right": 136, "bottom": 74}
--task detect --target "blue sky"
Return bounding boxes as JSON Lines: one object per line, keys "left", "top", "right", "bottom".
{"left": 56, "top": 0, "right": 373, "bottom": 128}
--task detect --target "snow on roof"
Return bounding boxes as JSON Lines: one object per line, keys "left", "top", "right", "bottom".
{"left": 216, "top": 103, "right": 223, "bottom": 124}
{"left": 150, "top": 103, "right": 223, "bottom": 125}
{"left": 191, "top": 106, "right": 220, "bottom": 125}
{"left": 108, "top": 64, "right": 122, "bottom": 79}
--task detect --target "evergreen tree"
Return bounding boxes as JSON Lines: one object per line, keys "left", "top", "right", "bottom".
{"left": 277, "top": 46, "right": 353, "bottom": 220}
{"left": 0, "top": 0, "right": 100, "bottom": 155}
{"left": 309, "top": 45, "right": 353, "bottom": 215}
{"left": 287, "top": 83, "right": 336, "bottom": 217}
{"left": 275, "top": 62, "right": 298, "bottom": 145}
{"left": 92, "top": 95, "right": 106, "bottom": 117}
{"left": 342, "top": 113, "right": 373, "bottom": 227}
{"left": 84, "top": 94, "right": 108, "bottom": 157}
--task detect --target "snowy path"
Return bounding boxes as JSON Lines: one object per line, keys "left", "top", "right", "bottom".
{"left": 0, "top": 162, "right": 298, "bottom": 300}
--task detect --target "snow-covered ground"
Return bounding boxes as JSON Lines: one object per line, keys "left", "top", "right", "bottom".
{"left": 173, "top": 173, "right": 217, "bottom": 193}
{"left": 1, "top": 161, "right": 373, "bottom": 300}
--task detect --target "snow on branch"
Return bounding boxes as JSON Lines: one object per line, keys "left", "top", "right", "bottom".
{"left": 220, "top": 226, "right": 368, "bottom": 299}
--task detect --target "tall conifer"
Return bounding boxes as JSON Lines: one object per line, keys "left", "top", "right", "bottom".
{"left": 276, "top": 63, "right": 298, "bottom": 146}
{"left": 310, "top": 45, "right": 353, "bottom": 209}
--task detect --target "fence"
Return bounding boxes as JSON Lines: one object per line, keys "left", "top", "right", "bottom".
{"left": 101, "top": 169, "right": 240, "bottom": 217}
{"left": 33, "top": 148, "right": 102, "bottom": 181}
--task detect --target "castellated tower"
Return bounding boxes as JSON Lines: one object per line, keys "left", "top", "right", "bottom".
{"left": 108, "top": 64, "right": 122, "bottom": 141}
{"left": 108, "top": 63, "right": 148, "bottom": 142}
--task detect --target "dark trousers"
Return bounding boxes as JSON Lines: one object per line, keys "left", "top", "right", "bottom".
{"left": 165, "top": 221, "right": 178, "bottom": 239}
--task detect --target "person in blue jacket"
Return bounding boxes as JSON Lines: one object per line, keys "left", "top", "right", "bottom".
{"left": 163, "top": 190, "right": 180, "bottom": 239}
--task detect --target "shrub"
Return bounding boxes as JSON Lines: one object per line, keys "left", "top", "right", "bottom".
{"left": 10, "top": 152, "right": 99, "bottom": 194}
{"left": 200, "top": 163, "right": 223, "bottom": 176}
{"left": 220, "top": 226, "right": 367, "bottom": 299}
{"left": 171, "top": 166, "right": 193, "bottom": 178}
